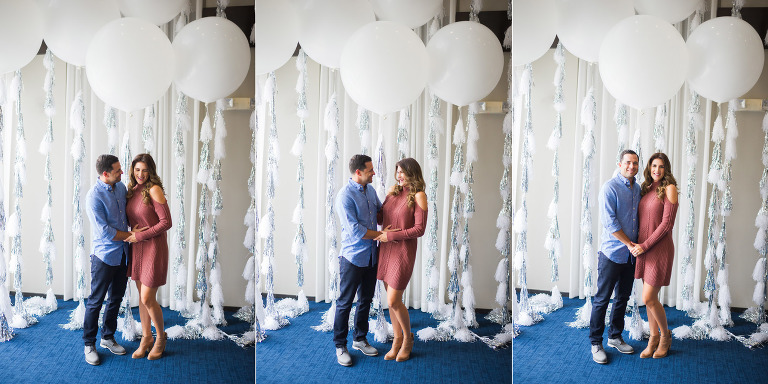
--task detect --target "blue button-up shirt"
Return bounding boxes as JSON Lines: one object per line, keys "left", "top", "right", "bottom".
{"left": 336, "top": 178, "right": 382, "bottom": 267}
{"left": 599, "top": 172, "right": 641, "bottom": 264}
{"left": 86, "top": 179, "right": 130, "bottom": 266}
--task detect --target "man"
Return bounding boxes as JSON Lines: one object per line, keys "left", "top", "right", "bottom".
{"left": 333, "top": 154, "right": 384, "bottom": 367}
{"left": 590, "top": 149, "right": 641, "bottom": 364}
{"left": 83, "top": 154, "right": 144, "bottom": 366}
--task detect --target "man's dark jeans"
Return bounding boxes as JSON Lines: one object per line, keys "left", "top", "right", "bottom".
{"left": 83, "top": 254, "right": 128, "bottom": 346}
{"left": 333, "top": 257, "right": 377, "bottom": 347}
{"left": 589, "top": 252, "right": 635, "bottom": 345}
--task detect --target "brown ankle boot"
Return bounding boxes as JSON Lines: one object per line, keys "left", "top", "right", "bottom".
{"left": 147, "top": 332, "right": 167, "bottom": 360}
{"left": 640, "top": 335, "right": 659, "bottom": 358}
{"left": 396, "top": 332, "right": 414, "bottom": 362}
{"left": 653, "top": 330, "right": 671, "bottom": 358}
{"left": 132, "top": 335, "right": 154, "bottom": 359}
{"left": 385, "top": 336, "right": 403, "bottom": 360}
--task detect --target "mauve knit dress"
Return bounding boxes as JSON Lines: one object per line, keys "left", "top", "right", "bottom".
{"left": 377, "top": 188, "right": 427, "bottom": 291}
{"left": 635, "top": 181, "right": 679, "bottom": 287}
{"left": 127, "top": 187, "right": 172, "bottom": 288}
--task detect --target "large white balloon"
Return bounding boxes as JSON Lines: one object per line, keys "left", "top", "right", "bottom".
{"left": 369, "top": 0, "right": 442, "bottom": 29}
{"left": 0, "top": 1, "right": 44, "bottom": 74}
{"left": 255, "top": 0, "right": 299, "bottom": 75}
{"left": 514, "top": 0, "right": 557, "bottom": 66}
{"left": 340, "top": 21, "right": 428, "bottom": 115}
{"left": 599, "top": 15, "right": 688, "bottom": 110}
{"left": 633, "top": 0, "right": 700, "bottom": 24}
{"left": 86, "top": 18, "right": 174, "bottom": 112}
{"left": 687, "top": 17, "right": 764, "bottom": 104}
{"left": 557, "top": 0, "right": 634, "bottom": 63}
{"left": 427, "top": 21, "right": 504, "bottom": 107}
{"left": 118, "top": 0, "right": 186, "bottom": 26}
{"left": 44, "top": 0, "right": 121, "bottom": 67}
{"left": 298, "top": 0, "right": 375, "bottom": 69}
{"left": 173, "top": 17, "right": 251, "bottom": 103}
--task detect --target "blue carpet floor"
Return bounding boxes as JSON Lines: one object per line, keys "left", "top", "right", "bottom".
{"left": 513, "top": 297, "right": 768, "bottom": 384}
{"left": 256, "top": 301, "right": 512, "bottom": 384}
{"left": 0, "top": 298, "right": 254, "bottom": 384}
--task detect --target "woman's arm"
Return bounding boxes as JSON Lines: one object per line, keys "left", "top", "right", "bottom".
{"left": 134, "top": 185, "right": 172, "bottom": 242}
{"left": 386, "top": 192, "right": 428, "bottom": 241}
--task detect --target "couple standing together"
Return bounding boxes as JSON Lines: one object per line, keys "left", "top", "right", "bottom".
{"left": 333, "top": 154, "right": 428, "bottom": 367}
{"left": 590, "top": 150, "right": 679, "bottom": 364}
{"left": 82, "top": 154, "right": 172, "bottom": 366}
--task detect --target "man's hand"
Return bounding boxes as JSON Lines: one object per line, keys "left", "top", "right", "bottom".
{"left": 125, "top": 226, "right": 148, "bottom": 243}
{"left": 629, "top": 242, "right": 644, "bottom": 256}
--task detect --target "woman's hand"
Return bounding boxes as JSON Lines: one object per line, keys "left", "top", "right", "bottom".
{"left": 375, "top": 225, "right": 400, "bottom": 242}
{"left": 630, "top": 243, "right": 644, "bottom": 256}
{"left": 125, "top": 226, "right": 148, "bottom": 243}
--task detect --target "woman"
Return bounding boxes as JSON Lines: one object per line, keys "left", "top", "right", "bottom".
{"left": 376, "top": 158, "right": 428, "bottom": 362}
{"left": 125, "top": 153, "right": 172, "bottom": 360}
{"left": 630, "top": 152, "right": 678, "bottom": 359}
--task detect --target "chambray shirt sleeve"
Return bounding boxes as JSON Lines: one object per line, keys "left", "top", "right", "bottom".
{"left": 337, "top": 190, "right": 367, "bottom": 240}
{"left": 601, "top": 183, "right": 622, "bottom": 235}
{"left": 86, "top": 191, "right": 117, "bottom": 241}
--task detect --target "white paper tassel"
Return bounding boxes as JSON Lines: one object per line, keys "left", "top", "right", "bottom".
{"left": 258, "top": 213, "right": 271, "bottom": 238}
{"left": 243, "top": 226, "right": 255, "bottom": 250}
{"left": 495, "top": 259, "right": 508, "bottom": 282}
{"left": 496, "top": 213, "right": 510, "bottom": 231}
{"left": 513, "top": 208, "right": 526, "bottom": 233}
{"left": 495, "top": 282, "right": 508, "bottom": 306}
{"left": 672, "top": 325, "right": 692, "bottom": 339}
{"left": 756, "top": 213, "right": 768, "bottom": 230}
{"left": 292, "top": 204, "right": 301, "bottom": 225}
{"left": 454, "top": 328, "right": 474, "bottom": 342}
{"left": 754, "top": 282, "right": 765, "bottom": 305}
{"left": 513, "top": 251, "right": 523, "bottom": 271}
{"left": 418, "top": 326, "right": 437, "bottom": 341}
{"left": 453, "top": 119, "right": 465, "bottom": 145}
{"left": 753, "top": 258, "right": 766, "bottom": 282}
{"left": 710, "top": 326, "right": 731, "bottom": 341}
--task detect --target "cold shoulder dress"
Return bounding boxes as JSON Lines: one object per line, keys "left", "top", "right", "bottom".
{"left": 377, "top": 188, "right": 427, "bottom": 291}
{"left": 126, "top": 187, "right": 172, "bottom": 288}
{"left": 635, "top": 181, "right": 678, "bottom": 287}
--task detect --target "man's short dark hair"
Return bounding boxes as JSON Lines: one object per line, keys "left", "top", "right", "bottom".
{"left": 96, "top": 154, "right": 120, "bottom": 175}
{"left": 619, "top": 149, "right": 638, "bottom": 163}
{"left": 349, "top": 154, "right": 372, "bottom": 174}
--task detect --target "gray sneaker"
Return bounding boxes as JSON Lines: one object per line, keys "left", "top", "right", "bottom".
{"left": 84, "top": 345, "right": 100, "bottom": 366}
{"left": 352, "top": 339, "right": 378, "bottom": 356}
{"left": 591, "top": 344, "right": 608, "bottom": 364}
{"left": 607, "top": 337, "right": 634, "bottom": 354}
{"left": 100, "top": 338, "right": 127, "bottom": 355}
{"left": 336, "top": 346, "right": 352, "bottom": 367}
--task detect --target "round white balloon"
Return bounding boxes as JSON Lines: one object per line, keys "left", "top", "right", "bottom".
{"left": 557, "top": 0, "right": 634, "bottom": 63}
{"left": 0, "top": 1, "right": 44, "bottom": 74}
{"left": 173, "top": 17, "right": 251, "bottom": 103}
{"left": 514, "top": 0, "right": 557, "bottom": 66}
{"left": 44, "top": 0, "right": 121, "bottom": 67}
{"left": 255, "top": 0, "right": 299, "bottom": 75}
{"left": 118, "top": 0, "right": 186, "bottom": 26}
{"left": 369, "top": 0, "right": 442, "bottom": 29}
{"left": 633, "top": 0, "right": 700, "bottom": 24}
{"left": 687, "top": 16, "right": 764, "bottom": 103}
{"left": 599, "top": 15, "right": 688, "bottom": 110}
{"left": 340, "top": 21, "right": 428, "bottom": 115}
{"left": 86, "top": 18, "right": 174, "bottom": 112}
{"left": 427, "top": 21, "right": 504, "bottom": 107}
{"left": 298, "top": 0, "right": 375, "bottom": 69}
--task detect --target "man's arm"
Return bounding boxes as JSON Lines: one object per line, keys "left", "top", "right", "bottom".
{"left": 611, "top": 230, "right": 635, "bottom": 248}
{"left": 338, "top": 192, "right": 381, "bottom": 240}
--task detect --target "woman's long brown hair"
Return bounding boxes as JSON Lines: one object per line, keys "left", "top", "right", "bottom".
{"left": 640, "top": 152, "right": 677, "bottom": 200}
{"left": 126, "top": 153, "right": 164, "bottom": 204}
{"left": 389, "top": 157, "right": 425, "bottom": 208}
